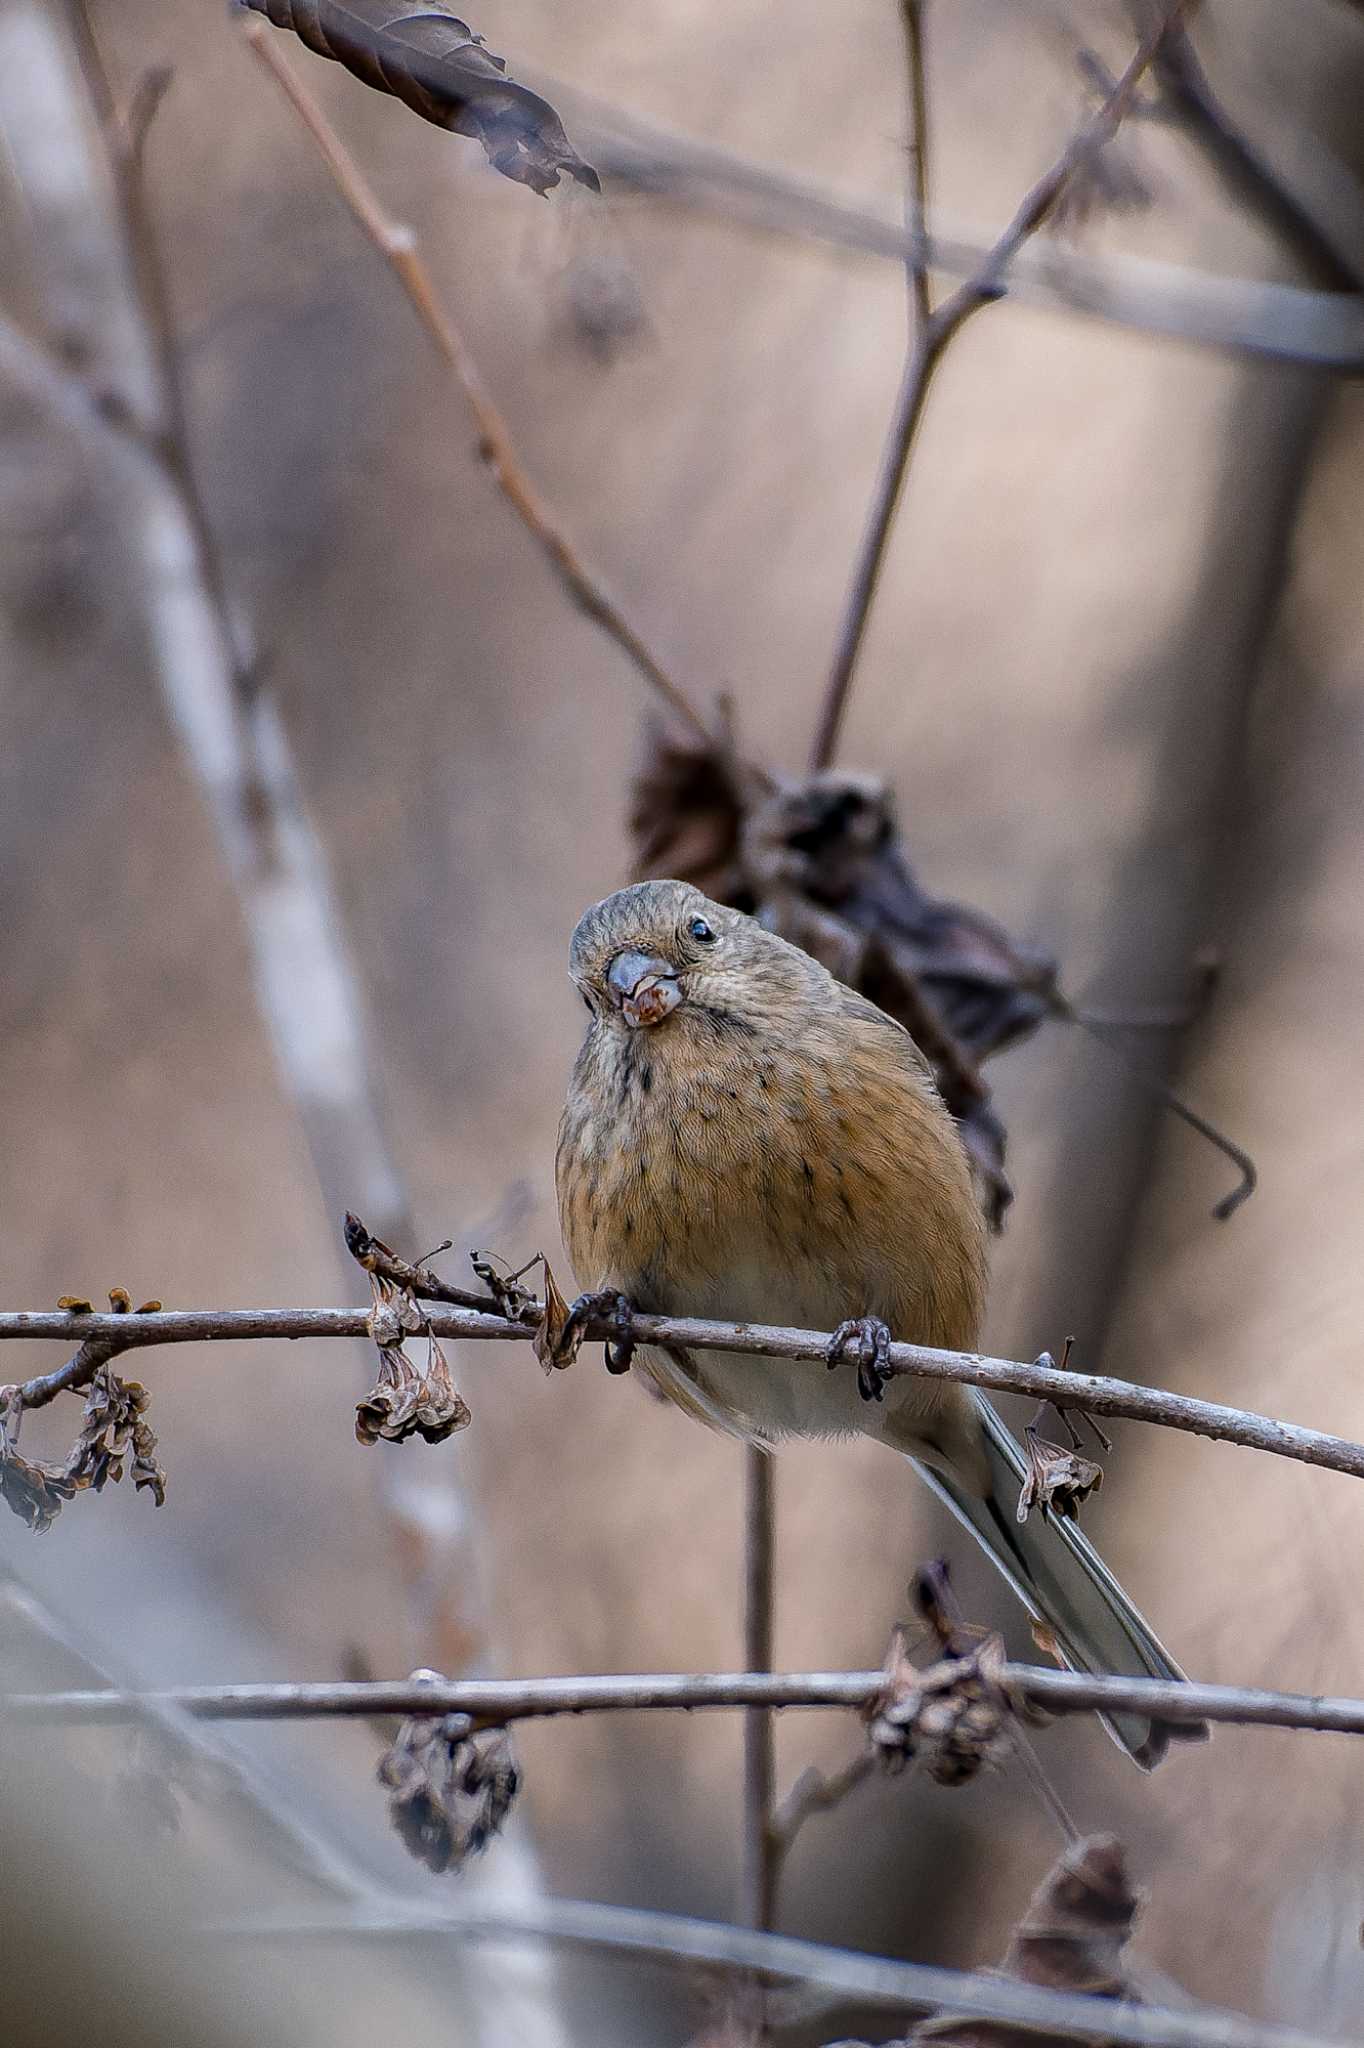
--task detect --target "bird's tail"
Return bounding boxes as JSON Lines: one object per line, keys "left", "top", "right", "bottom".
{"left": 906, "top": 1394, "right": 1208, "bottom": 1769}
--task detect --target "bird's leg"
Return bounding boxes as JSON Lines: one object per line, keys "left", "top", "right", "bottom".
{"left": 559, "top": 1289, "right": 637, "bottom": 1375}
{"left": 826, "top": 1316, "right": 894, "bottom": 1403}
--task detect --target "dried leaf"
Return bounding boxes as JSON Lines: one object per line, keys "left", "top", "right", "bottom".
{"left": 1017, "top": 1429, "right": 1103, "bottom": 1524}
{"left": 377, "top": 1671, "right": 519, "bottom": 1873}
{"left": 910, "top": 1835, "right": 1144, "bottom": 2047}
{"left": 531, "top": 1257, "right": 573, "bottom": 1371}
{"left": 867, "top": 1624, "right": 1014, "bottom": 1786}
{"left": 628, "top": 711, "right": 764, "bottom": 904}
{"left": 241, "top": 0, "right": 600, "bottom": 196}
{"left": 0, "top": 1437, "right": 76, "bottom": 1532}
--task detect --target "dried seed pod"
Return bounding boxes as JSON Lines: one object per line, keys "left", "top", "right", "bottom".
{"left": 377, "top": 1672, "right": 520, "bottom": 1873}
{"left": 868, "top": 1627, "right": 1014, "bottom": 1786}
{"left": 356, "top": 1268, "right": 471, "bottom": 1444}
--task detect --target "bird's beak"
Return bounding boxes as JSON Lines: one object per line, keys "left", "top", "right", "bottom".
{"left": 606, "top": 949, "right": 682, "bottom": 1029}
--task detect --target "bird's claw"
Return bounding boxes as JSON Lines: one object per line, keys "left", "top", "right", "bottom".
{"left": 561, "top": 1290, "right": 636, "bottom": 1375}
{"left": 826, "top": 1316, "right": 894, "bottom": 1403}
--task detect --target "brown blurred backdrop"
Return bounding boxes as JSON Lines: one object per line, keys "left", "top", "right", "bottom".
{"left": 3, "top": 0, "right": 1364, "bottom": 2040}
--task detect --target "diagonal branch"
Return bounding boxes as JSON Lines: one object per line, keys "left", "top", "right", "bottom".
{"left": 3, "top": 1300, "right": 1364, "bottom": 1481}
{"left": 239, "top": 12, "right": 711, "bottom": 743}
{"left": 809, "top": 0, "right": 1191, "bottom": 772}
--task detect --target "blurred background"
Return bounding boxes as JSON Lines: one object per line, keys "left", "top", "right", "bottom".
{"left": 2, "top": 0, "right": 1364, "bottom": 2041}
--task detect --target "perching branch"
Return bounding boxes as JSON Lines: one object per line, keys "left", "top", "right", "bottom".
{"left": 4, "top": 1298, "right": 1363, "bottom": 1482}
{"left": 240, "top": 12, "right": 712, "bottom": 745}
{"left": 809, "top": 0, "right": 1192, "bottom": 771}
{"left": 15, "top": 1663, "right": 1364, "bottom": 1739}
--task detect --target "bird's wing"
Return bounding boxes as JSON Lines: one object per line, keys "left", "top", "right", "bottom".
{"left": 833, "top": 983, "right": 939, "bottom": 1089}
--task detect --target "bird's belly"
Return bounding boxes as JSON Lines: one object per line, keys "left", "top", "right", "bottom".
{"left": 640, "top": 1251, "right": 878, "bottom": 1443}
{"left": 694, "top": 1343, "right": 873, "bottom": 1440}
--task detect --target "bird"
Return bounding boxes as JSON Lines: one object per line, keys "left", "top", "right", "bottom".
{"left": 556, "top": 877, "right": 1205, "bottom": 1768}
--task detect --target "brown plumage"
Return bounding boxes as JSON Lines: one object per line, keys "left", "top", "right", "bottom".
{"left": 557, "top": 880, "right": 1205, "bottom": 1768}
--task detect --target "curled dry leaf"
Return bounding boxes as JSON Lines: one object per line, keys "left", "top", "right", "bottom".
{"left": 377, "top": 1670, "right": 520, "bottom": 1873}
{"left": 0, "top": 1428, "right": 76, "bottom": 1533}
{"left": 910, "top": 1834, "right": 1144, "bottom": 2047}
{"left": 1017, "top": 1428, "right": 1104, "bottom": 1524}
{"left": 630, "top": 724, "right": 1059, "bottom": 1227}
{"left": 531, "top": 1257, "right": 574, "bottom": 1372}
{"left": 240, "top": 0, "right": 600, "bottom": 196}
{"left": 867, "top": 1623, "right": 1014, "bottom": 1787}
{"left": 356, "top": 1267, "right": 471, "bottom": 1445}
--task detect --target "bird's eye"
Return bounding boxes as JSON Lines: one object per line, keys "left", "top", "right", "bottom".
{"left": 688, "top": 916, "right": 716, "bottom": 944}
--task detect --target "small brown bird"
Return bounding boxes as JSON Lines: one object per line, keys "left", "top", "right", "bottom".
{"left": 557, "top": 879, "right": 1203, "bottom": 1767}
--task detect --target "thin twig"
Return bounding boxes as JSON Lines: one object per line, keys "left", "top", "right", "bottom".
{"left": 740, "top": 1445, "right": 778, "bottom": 1965}
{"left": 212, "top": 1894, "right": 1336, "bottom": 2048}
{"left": 239, "top": 13, "right": 710, "bottom": 745}
{"left": 768, "top": 1753, "right": 875, "bottom": 1862}
{"left": 343, "top": 1212, "right": 523, "bottom": 1317}
{"left": 18, "top": 1664, "right": 1364, "bottom": 1738}
{"left": 4, "top": 1302, "right": 1364, "bottom": 1482}
{"left": 1063, "top": 1003, "right": 1257, "bottom": 1218}
{"left": 809, "top": 0, "right": 1191, "bottom": 771}
{"left": 1147, "top": 14, "right": 1364, "bottom": 292}
{"left": 900, "top": 0, "right": 933, "bottom": 333}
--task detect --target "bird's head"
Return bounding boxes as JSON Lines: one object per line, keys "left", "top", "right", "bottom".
{"left": 568, "top": 880, "right": 809, "bottom": 1035}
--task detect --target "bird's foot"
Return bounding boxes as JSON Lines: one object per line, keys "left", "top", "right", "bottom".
{"left": 826, "top": 1316, "right": 894, "bottom": 1403}
{"left": 560, "top": 1289, "right": 637, "bottom": 1375}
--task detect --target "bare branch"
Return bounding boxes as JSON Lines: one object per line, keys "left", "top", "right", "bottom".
{"left": 240, "top": 12, "right": 711, "bottom": 744}
{"left": 900, "top": 0, "right": 932, "bottom": 333}
{"left": 1150, "top": 13, "right": 1364, "bottom": 291}
{"left": 535, "top": 84, "right": 1364, "bottom": 369}
{"left": 809, "top": 0, "right": 1191, "bottom": 772}
{"left": 740, "top": 1445, "right": 778, "bottom": 1965}
{"left": 768, "top": 1753, "right": 875, "bottom": 1860}
{"left": 15, "top": 1662, "right": 1364, "bottom": 1740}
{"left": 4, "top": 1301, "right": 1363, "bottom": 1482}
{"left": 213, "top": 1893, "right": 1340, "bottom": 2048}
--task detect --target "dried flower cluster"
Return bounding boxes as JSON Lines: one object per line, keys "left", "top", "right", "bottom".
{"left": 0, "top": 1292, "right": 167, "bottom": 1531}
{"left": 352, "top": 1235, "right": 471, "bottom": 1446}
{"left": 377, "top": 1670, "right": 520, "bottom": 1873}
{"left": 867, "top": 1624, "right": 1015, "bottom": 1787}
